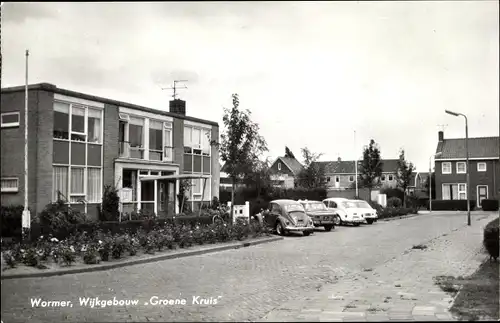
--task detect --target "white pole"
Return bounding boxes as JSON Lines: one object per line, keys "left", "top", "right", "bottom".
{"left": 354, "top": 130, "right": 358, "bottom": 197}
{"left": 22, "top": 49, "right": 31, "bottom": 241}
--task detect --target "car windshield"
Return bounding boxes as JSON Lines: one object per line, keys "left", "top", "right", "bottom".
{"left": 354, "top": 201, "right": 371, "bottom": 209}
{"left": 304, "top": 203, "right": 327, "bottom": 211}
{"left": 342, "top": 201, "right": 358, "bottom": 208}
{"left": 285, "top": 204, "right": 305, "bottom": 213}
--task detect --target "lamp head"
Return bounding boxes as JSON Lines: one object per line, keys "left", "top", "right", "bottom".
{"left": 445, "top": 110, "right": 460, "bottom": 117}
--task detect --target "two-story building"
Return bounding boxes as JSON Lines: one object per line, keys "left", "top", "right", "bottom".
{"left": 433, "top": 131, "right": 499, "bottom": 206}
{"left": 0, "top": 83, "right": 220, "bottom": 219}
{"left": 268, "top": 156, "right": 304, "bottom": 189}
{"left": 314, "top": 158, "right": 400, "bottom": 190}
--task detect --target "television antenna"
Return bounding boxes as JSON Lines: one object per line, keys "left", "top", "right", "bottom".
{"left": 437, "top": 124, "right": 448, "bottom": 132}
{"left": 162, "top": 80, "right": 188, "bottom": 100}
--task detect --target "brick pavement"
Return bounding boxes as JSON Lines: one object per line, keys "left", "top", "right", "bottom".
{"left": 1, "top": 211, "right": 496, "bottom": 322}
{"left": 261, "top": 212, "right": 498, "bottom": 322}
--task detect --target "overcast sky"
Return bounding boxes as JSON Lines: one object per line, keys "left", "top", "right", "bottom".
{"left": 2, "top": 1, "right": 499, "bottom": 172}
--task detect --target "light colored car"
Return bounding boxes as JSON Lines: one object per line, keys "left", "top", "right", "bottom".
{"left": 257, "top": 199, "right": 315, "bottom": 236}
{"left": 349, "top": 199, "right": 378, "bottom": 224}
{"left": 322, "top": 197, "right": 365, "bottom": 226}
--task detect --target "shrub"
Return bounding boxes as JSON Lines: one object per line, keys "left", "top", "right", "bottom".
{"left": 428, "top": 200, "right": 477, "bottom": 211}
{"left": 82, "top": 243, "right": 100, "bottom": 264}
{"left": 483, "top": 218, "right": 499, "bottom": 261}
{"left": 481, "top": 199, "right": 499, "bottom": 211}
{"left": 2, "top": 250, "right": 17, "bottom": 268}
{"left": 380, "top": 187, "right": 405, "bottom": 201}
{"left": 0, "top": 205, "right": 24, "bottom": 238}
{"left": 37, "top": 200, "right": 88, "bottom": 238}
{"left": 99, "top": 185, "right": 120, "bottom": 221}
{"left": 367, "top": 200, "right": 384, "bottom": 213}
{"left": 111, "top": 235, "right": 128, "bottom": 259}
{"left": 232, "top": 218, "right": 250, "bottom": 241}
{"left": 387, "top": 197, "right": 402, "bottom": 208}
{"left": 21, "top": 247, "right": 39, "bottom": 267}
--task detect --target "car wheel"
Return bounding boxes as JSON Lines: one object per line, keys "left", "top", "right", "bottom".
{"left": 366, "top": 219, "right": 374, "bottom": 225}
{"left": 334, "top": 215, "right": 342, "bottom": 226}
{"left": 303, "top": 231, "right": 311, "bottom": 236}
{"left": 276, "top": 222, "right": 285, "bottom": 236}
{"left": 353, "top": 222, "right": 361, "bottom": 227}
{"left": 324, "top": 225, "right": 333, "bottom": 232}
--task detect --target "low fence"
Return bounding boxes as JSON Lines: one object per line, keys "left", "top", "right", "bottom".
{"left": 227, "top": 201, "right": 250, "bottom": 224}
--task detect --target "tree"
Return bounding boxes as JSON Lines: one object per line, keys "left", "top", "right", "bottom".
{"left": 284, "top": 146, "right": 296, "bottom": 159}
{"left": 395, "top": 148, "right": 416, "bottom": 207}
{"left": 359, "top": 139, "right": 383, "bottom": 197}
{"left": 424, "top": 173, "right": 436, "bottom": 200}
{"left": 296, "top": 147, "right": 325, "bottom": 188}
{"left": 243, "top": 157, "right": 272, "bottom": 197}
{"left": 211, "top": 94, "right": 268, "bottom": 221}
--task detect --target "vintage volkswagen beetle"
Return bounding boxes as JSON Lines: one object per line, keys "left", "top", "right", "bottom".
{"left": 298, "top": 199, "right": 336, "bottom": 231}
{"left": 255, "top": 199, "right": 315, "bottom": 236}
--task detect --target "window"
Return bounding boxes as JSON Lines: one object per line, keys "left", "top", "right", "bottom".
{"left": 54, "top": 102, "right": 70, "bottom": 139}
{"left": 129, "top": 117, "right": 144, "bottom": 158}
{"left": 442, "top": 162, "right": 452, "bottom": 174}
{"left": 349, "top": 175, "right": 354, "bottom": 182}
{"left": 184, "top": 126, "right": 212, "bottom": 175}
{"left": 381, "top": 175, "right": 386, "bottom": 181}
{"left": 477, "top": 162, "right": 487, "bottom": 172}
{"left": 163, "top": 123, "right": 173, "bottom": 161}
{"left": 149, "top": 120, "right": 163, "bottom": 161}
{"left": 442, "top": 183, "right": 467, "bottom": 200}
{"left": 388, "top": 174, "right": 393, "bottom": 181}
{"left": 51, "top": 101, "right": 103, "bottom": 204}
{"left": 87, "top": 109, "right": 102, "bottom": 143}
{"left": 278, "top": 162, "right": 281, "bottom": 171}
{"left": 1, "top": 112, "right": 20, "bottom": 128}
{"left": 1, "top": 177, "right": 19, "bottom": 192}
{"left": 335, "top": 176, "right": 340, "bottom": 183}
{"left": 456, "top": 162, "right": 466, "bottom": 174}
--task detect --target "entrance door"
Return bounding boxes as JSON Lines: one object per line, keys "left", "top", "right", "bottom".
{"left": 477, "top": 185, "right": 488, "bottom": 207}
{"left": 157, "top": 181, "right": 167, "bottom": 217}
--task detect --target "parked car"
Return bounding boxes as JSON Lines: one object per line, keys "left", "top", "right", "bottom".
{"left": 255, "top": 199, "right": 315, "bottom": 236}
{"left": 322, "top": 198, "right": 365, "bottom": 226}
{"left": 349, "top": 199, "right": 378, "bottom": 224}
{"left": 298, "top": 199, "right": 336, "bottom": 231}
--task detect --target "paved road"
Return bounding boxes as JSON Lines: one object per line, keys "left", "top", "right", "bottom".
{"left": 1, "top": 211, "right": 495, "bottom": 322}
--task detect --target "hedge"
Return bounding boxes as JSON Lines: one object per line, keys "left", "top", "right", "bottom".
{"left": 378, "top": 207, "right": 418, "bottom": 219}
{"left": 481, "top": 199, "right": 499, "bottom": 211}
{"left": 426, "top": 200, "right": 476, "bottom": 211}
{"left": 30, "top": 215, "right": 225, "bottom": 241}
{"left": 483, "top": 217, "right": 499, "bottom": 260}
{"left": 1, "top": 205, "right": 24, "bottom": 238}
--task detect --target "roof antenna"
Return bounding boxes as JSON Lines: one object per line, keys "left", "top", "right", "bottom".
{"left": 437, "top": 124, "right": 448, "bottom": 132}
{"left": 162, "top": 80, "right": 188, "bottom": 100}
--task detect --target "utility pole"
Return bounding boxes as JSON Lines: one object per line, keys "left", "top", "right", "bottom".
{"left": 162, "top": 80, "right": 188, "bottom": 100}
{"left": 354, "top": 130, "right": 358, "bottom": 198}
{"left": 22, "top": 49, "right": 30, "bottom": 242}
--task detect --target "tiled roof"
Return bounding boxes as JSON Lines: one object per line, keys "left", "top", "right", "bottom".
{"left": 314, "top": 159, "right": 399, "bottom": 174}
{"left": 436, "top": 136, "right": 499, "bottom": 159}
{"left": 279, "top": 157, "right": 304, "bottom": 175}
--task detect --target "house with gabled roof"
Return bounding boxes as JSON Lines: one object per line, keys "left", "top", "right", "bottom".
{"left": 268, "top": 154, "right": 304, "bottom": 189}
{"left": 407, "top": 171, "right": 429, "bottom": 198}
{"left": 433, "top": 131, "right": 500, "bottom": 205}
{"left": 313, "top": 158, "right": 400, "bottom": 190}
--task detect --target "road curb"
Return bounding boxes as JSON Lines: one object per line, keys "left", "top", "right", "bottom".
{"left": 380, "top": 213, "right": 421, "bottom": 222}
{"left": 1, "top": 236, "right": 283, "bottom": 280}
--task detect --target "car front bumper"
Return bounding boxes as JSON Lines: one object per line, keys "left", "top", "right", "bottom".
{"left": 285, "top": 225, "right": 315, "bottom": 232}
{"left": 313, "top": 220, "right": 334, "bottom": 226}
{"left": 344, "top": 218, "right": 365, "bottom": 224}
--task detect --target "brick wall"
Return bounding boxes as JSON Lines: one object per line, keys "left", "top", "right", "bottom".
{"left": 211, "top": 125, "right": 220, "bottom": 200}
{"left": 173, "top": 118, "right": 184, "bottom": 171}
{"left": 103, "top": 103, "right": 119, "bottom": 188}
{"left": 435, "top": 160, "right": 500, "bottom": 202}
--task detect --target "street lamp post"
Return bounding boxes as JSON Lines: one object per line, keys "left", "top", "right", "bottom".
{"left": 354, "top": 130, "right": 358, "bottom": 198}
{"left": 445, "top": 110, "right": 471, "bottom": 226}
{"left": 429, "top": 152, "right": 442, "bottom": 212}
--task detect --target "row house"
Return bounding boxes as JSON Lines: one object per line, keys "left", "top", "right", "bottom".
{"left": 0, "top": 83, "right": 220, "bottom": 219}
{"left": 433, "top": 131, "right": 499, "bottom": 205}
{"left": 314, "top": 158, "right": 400, "bottom": 190}
{"left": 268, "top": 156, "right": 304, "bottom": 189}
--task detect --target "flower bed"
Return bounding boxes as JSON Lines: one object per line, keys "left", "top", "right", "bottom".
{"left": 2, "top": 219, "right": 271, "bottom": 273}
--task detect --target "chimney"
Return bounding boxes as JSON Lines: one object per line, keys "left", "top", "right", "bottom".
{"left": 337, "top": 157, "right": 341, "bottom": 162}
{"left": 438, "top": 131, "right": 444, "bottom": 142}
{"left": 169, "top": 99, "right": 186, "bottom": 115}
